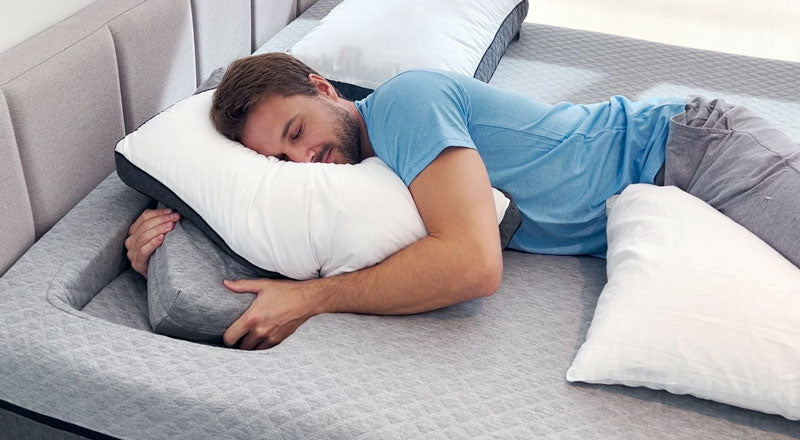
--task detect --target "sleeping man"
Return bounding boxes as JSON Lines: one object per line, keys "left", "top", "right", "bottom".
{"left": 124, "top": 52, "right": 796, "bottom": 350}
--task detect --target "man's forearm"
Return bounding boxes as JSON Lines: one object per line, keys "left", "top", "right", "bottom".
{"left": 309, "top": 233, "right": 501, "bottom": 316}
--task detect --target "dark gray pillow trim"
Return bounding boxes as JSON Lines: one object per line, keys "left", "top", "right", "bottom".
{"left": 497, "top": 189, "right": 522, "bottom": 249}
{"left": 114, "top": 151, "right": 284, "bottom": 280}
{"left": 0, "top": 400, "right": 121, "bottom": 440}
{"left": 473, "top": 0, "right": 529, "bottom": 82}
{"left": 330, "top": 80, "right": 373, "bottom": 101}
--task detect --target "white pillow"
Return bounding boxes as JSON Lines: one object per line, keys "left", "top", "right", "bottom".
{"left": 567, "top": 184, "right": 800, "bottom": 420}
{"left": 115, "top": 91, "right": 509, "bottom": 280}
{"left": 288, "top": 0, "right": 524, "bottom": 90}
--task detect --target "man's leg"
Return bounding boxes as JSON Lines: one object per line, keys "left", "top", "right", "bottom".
{"left": 664, "top": 96, "right": 800, "bottom": 267}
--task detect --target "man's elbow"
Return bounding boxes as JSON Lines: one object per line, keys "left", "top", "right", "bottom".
{"left": 464, "top": 252, "right": 503, "bottom": 299}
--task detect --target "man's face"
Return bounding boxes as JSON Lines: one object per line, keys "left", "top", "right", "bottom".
{"left": 241, "top": 93, "right": 361, "bottom": 165}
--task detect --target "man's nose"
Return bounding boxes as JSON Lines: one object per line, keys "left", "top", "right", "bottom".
{"left": 287, "top": 146, "right": 315, "bottom": 163}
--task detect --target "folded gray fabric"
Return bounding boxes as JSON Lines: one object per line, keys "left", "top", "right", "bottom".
{"left": 665, "top": 96, "right": 800, "bottom": 268}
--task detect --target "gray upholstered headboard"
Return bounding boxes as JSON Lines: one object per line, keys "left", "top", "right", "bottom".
{"left": 0, "top": 0, "right": 313, "bottom": 276}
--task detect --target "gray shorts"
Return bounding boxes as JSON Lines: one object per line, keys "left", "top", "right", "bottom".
{"left": 658, "top": 95, "right": 800, "bottom": 268}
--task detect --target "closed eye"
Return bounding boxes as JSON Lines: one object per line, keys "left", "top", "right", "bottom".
{"left": 293, "top": 124, "right": 303, "bottom": 141}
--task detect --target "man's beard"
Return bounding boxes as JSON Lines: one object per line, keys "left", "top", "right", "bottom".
{"left": 323, "top": 100, "right": 362, "bottom": 164}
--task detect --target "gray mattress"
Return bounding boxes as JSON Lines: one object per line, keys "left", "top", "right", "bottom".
{"left": 2, "top": 0, "right": 800, "bottom": 438}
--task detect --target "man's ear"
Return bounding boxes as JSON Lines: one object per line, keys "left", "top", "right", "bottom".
{"left": 308, "top": 73, "right": 338, "bottom": 100}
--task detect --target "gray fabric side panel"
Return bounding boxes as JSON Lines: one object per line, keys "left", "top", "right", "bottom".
{"left": 665, "top": 96, "right": 800, "bottom": 268}
{"left": 43, "top": 176, "right": 152, "bottom": 314}
{"left": 190, "top": 0, "right": 250, "bottom": 86}
{"left": 114, "top": 151, "right": 283, "bottom": 279}
{"left": 0, "top": 89, "right": 34, "bottom": 277}
{"left": 251, "top": 0, "right": 296, "bottom": 52}
{"left": 108, "top": 0, "right": 196, "bottom": 132}
{"left": 0, "top": 0, "right": 144, "bottom": 85}
{"left": 473, "top": 0, "right": 529, "bottom": 83}
{"left": 3, "top": 27, "right": 124, "bottom": 240}
{"left": 81, "top": 269, "right": 151, "bottom": 332}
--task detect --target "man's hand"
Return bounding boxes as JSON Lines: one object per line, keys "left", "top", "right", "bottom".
{"left": 222, "top": 278, "right": 321, "bottom": 350}
{"left": 125, "top": 207, "right": 181, "bottom": 278}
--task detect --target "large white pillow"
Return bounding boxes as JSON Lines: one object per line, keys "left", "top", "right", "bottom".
{"left": 567, "top": 184, "right": 800, "bottom": 420}
{"left": 288, "top": 0, "right": 525, "bottom": 91}
{"left": 115, "top": 90, "right": 509, "bottom": 280}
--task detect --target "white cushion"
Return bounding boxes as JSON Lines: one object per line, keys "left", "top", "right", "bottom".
{"left": 115, "top": 91, "right": 508, "bottom": 280}
{"left": 566, "top": 184, "right": 800, "bottom": 420}
{"left": 288, "top": 0, "right": 523, "bottom": 90}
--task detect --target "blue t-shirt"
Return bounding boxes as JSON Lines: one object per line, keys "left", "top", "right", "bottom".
{"left": 354, "top": 70, "right": 685, "bottom": 256}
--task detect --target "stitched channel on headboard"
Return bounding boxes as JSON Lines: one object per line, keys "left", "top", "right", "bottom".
{"left": 190, "top": 0, "right": 252, "bottom": 87}
{"left": 0, "top": 89, "right": 33, "bottom": 276}
{"left": 2, "top": 27, "right": 125, "bottom": 242}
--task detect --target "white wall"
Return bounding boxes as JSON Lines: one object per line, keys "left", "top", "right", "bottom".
{"left": 526, "top": 0, "right": 800, "bottom": 62}
{"left": 0, "top": 0, "right": 98, "bottom": 53}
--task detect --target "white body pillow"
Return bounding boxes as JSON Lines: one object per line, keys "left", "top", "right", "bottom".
{"left": 289, "top": 0, "right": 523, "bottom": 89}
{"left": 115, "top": 91, "right": 508, "bottom": 280}
{"left": 567, "top": 184, "right": 800, "bottom": 420}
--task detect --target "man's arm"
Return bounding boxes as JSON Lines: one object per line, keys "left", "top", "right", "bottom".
{"left": 223, "top": 147, "right": 502, "bottom": 349}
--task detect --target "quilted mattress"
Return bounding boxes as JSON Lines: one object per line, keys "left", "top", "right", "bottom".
{"left": 3, "top": 0, "right": 800, "bottom": 438}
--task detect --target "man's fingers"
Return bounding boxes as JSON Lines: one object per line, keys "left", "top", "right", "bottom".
{"left": 139, "top": 234, "right": 164, "bottom": 258}
{"left": 136, "top": 219, "right": 173, "bottom": 250}
{"left": 139, "top": 212, "right": 180, "bottom": 240}
{"left": 223, "top": 279, "right": 261, "bottom": 294}
{"left": 130, "top": 234, "right": 163, "bottom": 271}
{"left": 223, "top": 315, "right": 249, "bottom": 347}
{"left": 129, "top": 208, "right": 171, "bottom": 234}
{"left": 239, "top": 332, "right": 262, "bottom": 350}
{"left": 241, "top": 330, "right": 281, "bottom": 351}
{"left": 131, "top": 210, "right": 180, "bottom": 238}
{"left": 125, "top": 208, "right": 180, "bottom": 279}
{"left": 133, "top": 214, "right": 178, "bottom": 252}
{"left": 255, "top": 340, "right": 276, "bottom": 350}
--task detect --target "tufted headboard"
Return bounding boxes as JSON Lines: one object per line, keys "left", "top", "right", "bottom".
{"left": 0, "top": 0, "right": 313, "bottom": 276}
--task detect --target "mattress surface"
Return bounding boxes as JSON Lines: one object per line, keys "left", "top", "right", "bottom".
{"left": 3, "top": 0, "right": 800, "bottom": 439}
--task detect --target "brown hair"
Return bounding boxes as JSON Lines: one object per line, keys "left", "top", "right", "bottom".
{"left": 210, "top": 52, "right": 322, "bottom": 142}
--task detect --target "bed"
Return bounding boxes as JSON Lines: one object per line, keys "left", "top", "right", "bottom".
{"left": 2, "top": 0, "right": 800, "bottom": 438}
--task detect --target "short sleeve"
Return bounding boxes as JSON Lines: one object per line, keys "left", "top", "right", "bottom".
{"left": 356, "top": 70, "right": 477, "bottom": 186}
